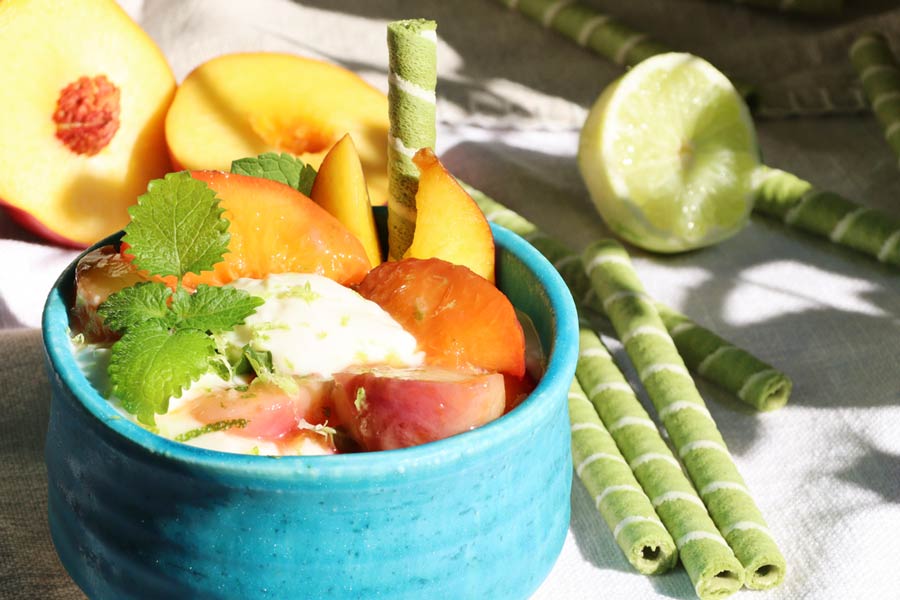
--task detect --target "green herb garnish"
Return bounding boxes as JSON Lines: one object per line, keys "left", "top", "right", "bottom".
{"left": 174, "top": 419, "right": 249, "bottom": 442}
{"left": 242, "top": 346, "right": 299, "bottom": 396}
{"left": 354, "top": 387, "right": 367, "bottom": 411}
{"left": 99, "top": 171, "right": 264, "bottom": 426}
{"left": 230, "top": 152, "right": 317, "bottom": 196}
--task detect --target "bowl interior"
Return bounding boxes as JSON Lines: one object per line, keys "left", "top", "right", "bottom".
{"left": 42, "top": 221, "right": 579, "bottom": 482}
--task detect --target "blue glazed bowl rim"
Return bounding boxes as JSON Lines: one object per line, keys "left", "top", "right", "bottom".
{"left": 42, "top": 223, "right": 578, "bottom": 481}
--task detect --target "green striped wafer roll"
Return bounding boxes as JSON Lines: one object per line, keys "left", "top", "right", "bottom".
{"left": 850, "top": 33, "right": 900, "bottom": 166}
{"left": 568, "top": 377, "right": 677, "bottom": 575}
{"left": 753, "top": 166, "right": 900, "bottom": 268}
{"left": 492, "top": 0, "right": 754, "bottom": 102}
{"left": 583, "top": 239, "right": 786, "bottom": 591}
{"left": 654, "top": 305, "right": 791, "bottom": 412}
{"left": 386, "top": 19, "right": 438, "bottom": 260}
{"left": 712, "top": 0, "right": 841, "bottom": 15}
{"left": 576, "top": 328, "right": 743, "bottom": 598}
{"left": 463, "top": 183, "right": 792, "bottom": 411}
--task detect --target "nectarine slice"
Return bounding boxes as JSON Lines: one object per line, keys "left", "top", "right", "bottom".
{"left": 0, "top": 0, "right": 175, "bottom": 247}
{"left": 404, "top": 149, "right": 495, "bottom": 282}
{"left": 175, "top": 171, "right": 372, "bottom": 288}
{"left": 332, "top": 367, "right": 506, "bottom": 451}
{"left": 165, "top": 53, "right": 389, "bottom": 205}
{"left": 311, "top": 135, "right": 382, "bottom": 267}
{"left": 357, "top": 257, "right": 526, "bottom": 377}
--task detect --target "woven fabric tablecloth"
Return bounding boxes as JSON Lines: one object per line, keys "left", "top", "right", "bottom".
{"left": 2, "top": 1, "right": 899, "bottom": 598}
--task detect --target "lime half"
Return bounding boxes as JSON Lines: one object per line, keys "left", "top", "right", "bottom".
{"left": 578, "top": 53, "right": 759, "bottom": 253}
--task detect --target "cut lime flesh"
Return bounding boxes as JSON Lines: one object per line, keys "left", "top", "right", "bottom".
{"left": 578, "top": 53, "right": 759, "bottom": 253}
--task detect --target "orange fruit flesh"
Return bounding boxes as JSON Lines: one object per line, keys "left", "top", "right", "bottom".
{"left": 175, "top": 171, "right": 372, "bottom": 288}
{"left": 356, "top": 257, "right": 526, "bottom": 378}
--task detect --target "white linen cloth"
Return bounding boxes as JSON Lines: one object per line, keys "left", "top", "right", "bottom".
{"left": 1, "top": 1, "right": 899, "bottom": 599}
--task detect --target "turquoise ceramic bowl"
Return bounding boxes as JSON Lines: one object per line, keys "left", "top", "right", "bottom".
{"left": 42, "top": 223, "right": 578, "bottom": 600}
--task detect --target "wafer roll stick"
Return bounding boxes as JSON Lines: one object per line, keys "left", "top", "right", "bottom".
{"left": 492, "top": 0, "right": 754, "bottom": 102}
{"left": 569, "top": 378, "right": 677, "bottom": 575}
{"left": 464, "top": 184, "right": 792, "bottom": 410}
{"left": 711, "top": 0, "right": 841, "bottom": 15}
{"left": 653, "top": 305, "right": 790, "bottom": 412}
{"left": 576, "top": 329, "right": 743, "bottom": 598}
{"left": 753, "top": 166, "right": 900, "bottom": 268}
{"left": 850, "top": 33, "right": 900, "bottom": 166}
{"left": 386, "top": 19, "right": 438, "bottom": 260}
{"left": 583, "top": 240, "right": 786, "bottom": 591}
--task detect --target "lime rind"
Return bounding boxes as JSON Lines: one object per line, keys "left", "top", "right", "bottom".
{"left": 578, "top": 53, "right": 759, "bottom": 253}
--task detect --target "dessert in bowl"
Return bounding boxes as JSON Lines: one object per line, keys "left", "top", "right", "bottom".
{"left": 42, "top": 187, "right": 579, "bottom": 599}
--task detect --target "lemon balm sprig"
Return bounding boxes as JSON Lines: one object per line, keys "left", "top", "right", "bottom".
{"left": 97, "top": 171, "right": 263, "bottom": 426}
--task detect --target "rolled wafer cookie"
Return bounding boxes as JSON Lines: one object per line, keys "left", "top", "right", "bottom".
{"left": 568, "top": 378, "right": 677, "bottom": 575}
{"left": 463, "top": 183, "right": 792, "bottom": 411}
{"left": 386, "top": 19, "right": 438, "bottom": 260}
{"left": 850, "top": 33, "right": 900, "bottom": 168}
{"left": 583, "top": 239, "right": 786, "bottom": 591}
{"left": 576, "top": 328, "right": 743, "bottom": 598}
{"left": 653, "top": 305, "right": 790, "bottom": 412}
{"left": 753, "top": 166, "right": 900, "bottom": 268}
{"left": 491, "top": 0, "right": 754, "bottom": 101}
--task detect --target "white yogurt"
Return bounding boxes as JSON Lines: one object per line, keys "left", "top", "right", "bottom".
{"left": 219, "top": 273, "right": 423, "bottom": 377}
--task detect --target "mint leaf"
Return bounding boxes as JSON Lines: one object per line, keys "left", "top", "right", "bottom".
{"left": 231, "top": 152, "right": 317, "bottom": 196}
{"left": 108, "top": 322, "right": 214, "bottom": 425}
{"left": 170, "top": 285, "right": 263, "bottom": 333}
{"left": 123, "top": 171, "right": 230, "bottom": 278}
{"left": 98, "top": 282, "right": 174, "bottom": 332}
{"left": 242, "top": 346, "right": 299, "bottom": 395}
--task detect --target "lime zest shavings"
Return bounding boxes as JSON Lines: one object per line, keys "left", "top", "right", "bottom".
{"left": 173, "top": 418, "right": 249, "bottom": 442}
{"left": 231, "top": 152, "right": 317, "bottom": 196}
{"left": 98, "top": 171, "right": 264, "bottom": 426}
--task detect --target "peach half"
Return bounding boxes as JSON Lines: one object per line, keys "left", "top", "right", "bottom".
{"left": 165, "top": 53, "right": 390, "bottom": 205}
{"left": 0, "top": 0, "right": 176, "bottom": 247}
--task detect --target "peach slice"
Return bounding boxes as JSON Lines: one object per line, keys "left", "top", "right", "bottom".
{"left": 332, "top": 367, "right": 506, "bottom": 451}
{"left": 165, "top": 53, "right": 390, "bottom": 206}
{"left": 175, "top": 171, "right": 372, "bottom": 288}
{"left": 0, "top": 0, "right": 176, "bottom": 247}
{"left": 404, "top": 149, "right": 495, "bottom": 282}
{"left": 310, "top": 134, "right": 382, "bottom": 267}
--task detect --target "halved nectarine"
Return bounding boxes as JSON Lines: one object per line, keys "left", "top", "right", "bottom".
{"left": 165, "top": 53, "right": 390, "bottom": 206}
{"left": 0, "top": 0, "right": 175, "bottom": 247}
{"left": 404, "top": 149, "right": 495, "bottom": 282}
{"left": 175, "top": 171, "right": 372, "bottom": 288}
{"left": 310, "top": 134, "right": 382, "bottom": 267}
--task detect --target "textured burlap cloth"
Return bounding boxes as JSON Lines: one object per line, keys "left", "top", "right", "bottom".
{"left": 2, "top": 1, "right": 899, "bottom": 598}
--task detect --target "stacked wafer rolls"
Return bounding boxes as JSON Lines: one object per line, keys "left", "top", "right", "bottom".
{"left": 576, "top": 328, "right": 745, "bottom": 598}
{"left": 583, "top": 240, "right": 786, "bottom": 591}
